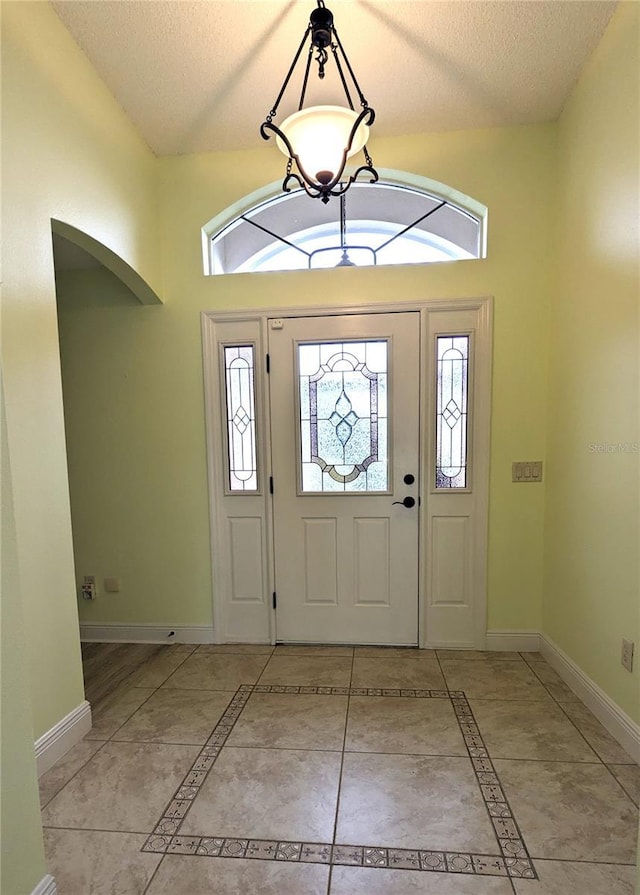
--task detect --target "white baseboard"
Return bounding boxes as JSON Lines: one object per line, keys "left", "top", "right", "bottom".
{"left": 485, "top": 630, "right": 541, "bottom": 652}
{"left": 540, "top": 633, "right": 640, "bottom": 764}
{"left": 32, "top": 875, "right": 57, "bottom": 895}
{"left": 31, "top": 873, "right": 58, "bottom": 895}
{"left": 425, "top": 641, "right": 477, "bottom": 649}
{"left": 35, "top": 700, "right": 92, "bottom": 778}
{"left": 79, "top": 623, "right": 215, "bottom": 644}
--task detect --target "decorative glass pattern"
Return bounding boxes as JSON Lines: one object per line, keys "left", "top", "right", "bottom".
{"left": 298, "top": 341, "right": 388, "bottom": 492}
{"left": 224, "top": 345, "right": 258, "bottom": 491}
{"left": 436, "top": 336, "right": 469, "bottom": 489}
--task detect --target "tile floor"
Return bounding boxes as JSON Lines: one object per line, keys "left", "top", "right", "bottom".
{"left": 40, "top": 644, "right": 640, "bottom": 894}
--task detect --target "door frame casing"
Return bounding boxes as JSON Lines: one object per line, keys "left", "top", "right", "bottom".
{"left": 202, "top": 297, "right": 492, "bottom": 648}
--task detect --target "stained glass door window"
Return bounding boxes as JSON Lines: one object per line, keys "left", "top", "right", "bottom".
{"left": 435, "top": 335, "right": 469, "bottom": 488}
{"left": 298, "top": 340, "right": 388, "bottom": 492}
{"left": 223, "top": 345, "right": 258, "bottom": 491}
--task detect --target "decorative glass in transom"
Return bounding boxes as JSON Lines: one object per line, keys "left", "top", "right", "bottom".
{"left": 436, "top": 335, "right": 469, "bottom": 489}
{"left": 298, "top": 340, "right": 388, "bottom": 492}
{"left": 224, "top": 345, "right": 258, "bottom": 491}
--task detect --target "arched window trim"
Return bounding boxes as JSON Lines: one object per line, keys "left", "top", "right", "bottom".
{"left": 202, "top": 169, "right": 487, "bottom": 276}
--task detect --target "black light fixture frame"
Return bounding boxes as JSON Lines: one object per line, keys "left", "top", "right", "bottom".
{"left": 260, "top": 0, "right": 379, "bottom": 203}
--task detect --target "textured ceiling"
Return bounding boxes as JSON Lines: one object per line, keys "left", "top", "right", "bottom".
{"left": 51, "top": 0, "right": 617, "bottom": 157}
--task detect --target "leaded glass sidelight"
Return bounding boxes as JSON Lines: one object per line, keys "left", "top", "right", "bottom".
{"left": 436, "top": 335, "right": 469, "bottom": 489}
{"left": 298, "top": 341, "right": 388, "bottom": 492}
{"left": 223, "top": 345, "right": 258, "bottom": 491}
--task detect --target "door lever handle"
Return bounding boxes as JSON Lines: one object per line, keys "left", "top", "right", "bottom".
{"left": 392, "top": 496, "right": 416, "bottom": 509}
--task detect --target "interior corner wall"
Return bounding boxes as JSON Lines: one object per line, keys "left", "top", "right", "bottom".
{"left": 544, "top": 1, "right": 639, "bottom": 722}
{"left": 1, "top": 0, "right": 161, "bottom": 741}
{"left": 1, "top": 376, "right": 48, "bottom": 895}
{"left": 57, "top": 122, "right": 555, "bottom": 637}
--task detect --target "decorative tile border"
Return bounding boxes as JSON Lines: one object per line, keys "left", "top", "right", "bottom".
{"left": 143, "top": 834, "right": 534, "bottom": 879}
{"left": 253, "top": 684, "right": 456, "bottom": 697}
{"left": 451, "top": 695, "right": 535, "bottom": 877}
{"left": 145, "top": 684, "right": 253, "bottom": 841}
{"left": 141, "top": 681, "right": 536, "bottom": 880}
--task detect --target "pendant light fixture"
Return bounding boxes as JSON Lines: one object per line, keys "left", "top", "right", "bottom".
{"left": 260, "top": 0, "right": 379, "bottom": 204}
{"left": 335, "top": 193, "right": 355, "bottom": 266}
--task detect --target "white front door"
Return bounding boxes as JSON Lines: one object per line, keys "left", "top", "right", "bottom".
{"left": 268, "top": 312, "right": 420, "bottom": 644}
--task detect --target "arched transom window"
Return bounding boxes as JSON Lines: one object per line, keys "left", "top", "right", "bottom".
{"left": 204, "top": 174, "right": 486, "bottom": 276}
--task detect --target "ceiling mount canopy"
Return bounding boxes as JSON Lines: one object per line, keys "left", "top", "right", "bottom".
{"left": 260, "top": 0, "right": 379, "bottom": 204}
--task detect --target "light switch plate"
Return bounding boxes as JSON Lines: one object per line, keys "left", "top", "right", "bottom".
{"left": 512, "top": 461, "right": 543, "bottom": 482}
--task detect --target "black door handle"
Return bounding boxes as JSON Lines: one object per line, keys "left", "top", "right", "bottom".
{"left": 392, "top": 495, "right": 416, "bottom": 508}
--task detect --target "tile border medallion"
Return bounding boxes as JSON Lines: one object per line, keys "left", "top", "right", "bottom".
{"left": 141, "top": 684, "right": 537, "bottom": 880}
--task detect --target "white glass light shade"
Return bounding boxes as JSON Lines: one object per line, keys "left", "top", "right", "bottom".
{"left": 275, "top": 105, "right": 369, "bottom": 186}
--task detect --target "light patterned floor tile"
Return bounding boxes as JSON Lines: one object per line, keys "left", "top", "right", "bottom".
{"left": 436, "top": 650, "right": 523, "bottom": 661}
{"left": 440, "top": 660, "right": 550, "bottom": 700}
{"left": 469, "top": 698, "right": 599, "bottom": 761}
{"left": 258, "top": 655, "right": 352, "bottom": 687}
{"left": 521, "top": 658, "right": 582, "bottom": 701}
{"left": 345, "top": 695, "right": 466, "bottom": 756}
{"left": 44, "top": 829, "right": 161, "bottom": 894}
{"left": 82, "top": 644, "right": 162, "bottom": 704}
{"left": 520, "top": 654, "right": 556, "bottom": 672}
{"left": 227, "top": 692, "right": 348, "bottom": 750}
{"left": 195, "top": 643, "right": 274, "bottom": 655}
{"left": 494, "top": 758, "right": 639, "bottom": 863}
{"left": 329, "top": 866, "right": 514, "bottom": 894}
{"left": 39, "top": 737, "right": 105, "bottom": 808}
{"left": 86, "top": 686, "right": 155, "bottom": 739}
{"left": 512, "top": 858, "right": 637, "bottom": 894}
{"left": 112, "top": 688, "right": 234, "bottom": 744}
{"left": 336, "top": 752, "right": 497, "bottom": 853}
{"left": 608, "top": 763, "right": 640, "bottom": 806}
{"left": 62, "top": 641, "right": 640, "bottom": 893}
{"left": 558, "top": 701, "right": 637, "bottom": 763}
{"left": 355, "top": 647, "right": 436, "bottom": 658}
{"left": 274, "top": 644, "right": 354, "bottom": 656}
{"left": 541, "top": 681, "right": 582, "bottom": 702}
{"left": 162, "top": 653, "right": 270, "bottom": 690}
{"left": 145, "top": 854, "right": 329, "bottom": 894}
{"left": 126, "top": 645, "right": 196, "bottom": 688}
{"left": 351, "top": 657, "right": 445, "bottom": 690}
{"left": 180, "top": 746, "right": 342, "bottom": 842}
{"left": 42, "top": 741, "right": 200, "bottom": 832}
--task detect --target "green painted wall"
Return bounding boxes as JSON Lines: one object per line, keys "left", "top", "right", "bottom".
{"left": 543, "top": 2, "right": 639, "bottom": 722}
{"left": 1, "top": 378, "right": 47, "bottom": 895}
{"left": 1, "top": 2, "right": 637, "bottom": 891}
{"left": 58, "top": 122, "right": 555, "bottom": 634}
{"left": 1, "top": 0, "right": 161, "bottom": 742}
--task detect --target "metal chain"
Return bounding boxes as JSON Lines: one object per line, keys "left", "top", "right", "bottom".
{"left": 315, "top": 46, "right": 328, "bottom": 79}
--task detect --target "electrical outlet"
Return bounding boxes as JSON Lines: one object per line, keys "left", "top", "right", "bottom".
{"left": 81, "top": 576, "right": 97, "bottom": 600}
{"left": 621, "top": 639, "right": 634, "bottom": 673}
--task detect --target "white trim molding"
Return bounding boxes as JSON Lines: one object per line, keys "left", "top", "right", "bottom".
{"left": 540, "top": 634, "right": 640, "bottom": 764}
{"left": 79, "top": 623, "right": 215, "bottom": 644}
{"left": 32, "top": 875, "right": 57, "bottom": 895}
{"left": 485, "top": 630, "right": 541, "bottom": 652}
{"left": 202, "top": 297, "right": 492, "bottom": 651}
{"left": 422, "top": 301, "right": 492, "bottom": 650}
{"left": 35, "top": 701, "right": 91, "bottom": 778}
